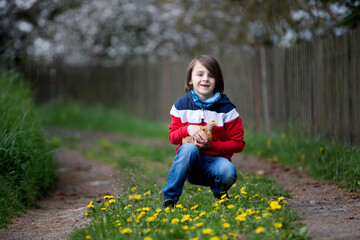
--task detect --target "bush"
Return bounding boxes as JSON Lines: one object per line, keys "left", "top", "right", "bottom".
{"left": 0, "top": 70, "right": 56, "bottom": 228}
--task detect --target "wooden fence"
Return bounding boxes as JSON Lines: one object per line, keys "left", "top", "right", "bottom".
{"left": 21, "top": 28, "right": 360, "bottom": 145}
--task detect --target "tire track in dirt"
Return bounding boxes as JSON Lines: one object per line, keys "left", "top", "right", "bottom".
{"left": 0, "top": 148, "right": 120, "bottom": 240}
{"left": 232, "top": 155, "right": 360, "bottom": 240}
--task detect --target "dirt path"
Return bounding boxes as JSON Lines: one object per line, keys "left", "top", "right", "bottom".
{"left": 232, "top": 155, "right": 360, "bottom": 240}
{"left": 1, "top": 128, "right": 359, "bottom": 239}
{"left": 0, "top": 148, "right": 120, "bottom": 240}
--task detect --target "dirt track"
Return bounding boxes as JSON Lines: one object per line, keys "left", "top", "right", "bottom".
{"left": 1, "top": 128, "right": 359, "bottom": 239}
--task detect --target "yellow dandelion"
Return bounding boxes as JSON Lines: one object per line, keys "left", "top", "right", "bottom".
{"left": 246, "top": 209, "right": 255, "bottom": 215}
{"left": 181, "top": 214, "right": 191, "bottom": 222}
{"left": 155, "top": 208, "right": 162, "bottom": 213}
{"left": 240, "top": 186, "right": 247, "bottom": 195}
{"left": 126, "top": 218, "right": 133, "bottom": 222}
{"left": 222, "top": 234, "right": 229, "bottom": 240}
{"left": 101, "top": 208, "right": 106, "bottom": 211}
{"left": 235, "top": 213, "right": 247, "bottom": 222}
{"left": 199, "top": 211, "right": 206, "bottom": 216}
{"left": 269, "top": 201, "right": 282, "bottom": 210}
{"left": 176, "top": 204, "right": 183, "bottom": 209}
{"left": 104, "top": 202, "right": 109, "bottom": 207}
{"left": 161, "top": 219, "right": 167, "bottom": 223}
{"left": 144, "top": 237, "right": 152, "bottom": 240}
{"left": 223, "top": 222, "right": 230, "bottom": 229}
{"left": 146, "top": 216, "right": 155, "bottom": 222}
{"left": 145, "top": 190, "right": 151, "bottom": 195}
{"left": 131, "top": 187, "right": 136, "bottom": 191}
{"left": 320, "top": 147, "right": 324, "bottom": 152}
{"left": 171, "top": 218, "right": 179, "bottom": 224}
{"left": 121, "top": 228, "right": 133, "bottom": 234}
{"left": 85, "top": 210, "right": 89, "bottom": 216}
{"left": 142, "top": 207, "right": 150, "bottom": 212}
{"left": 274, "top": 222, "right": 283, "bottom": 229}
{"left": 124, "top": 204, "right": 132, "bottom": 210}
{"left": 190, "top": 237, "right": 200, "bottom": 240}
{"left": 257, "top": 150, "right": 261, "bottom": 157}
{"left": 197, "top": 188, "right": 202, "bottom": 191}
{"left": 256, "top": 226, "right": 264, "bottom": 233}
{"left": 281, "top": 133, "right": 286, "bottom": 139}
{"left": 87, "top": 201, "right": 94, "bottom": 208}
{"left": 232, "top": 183, "right": 237, "bottom": 188}
{"left": 227, "top": 205, "right": 234, "bottom": 209}
{"left": 193, "top": 216, "right": 200, "bottom": 221}
{"left": 210, "top": 237, "right": 220, "bottom": 240}
{"left": 190, "top": 204, "right": 199, "bottom": 210}
{"left": 134, "top": 194, "right": 141, "bottom": 200}
{"left": 196, "top": 222, "right": 204, "bottom": 227}
{"left": 203, "top": 228, "right": 212, "bottom": 234}
{"left": 109, "top": 199, "right": 115, "bottom": 204}
{"left": 145, "top": 228, "right": 151, "bottom": 234}
{"left": 273, "top": 155, "right": 279, "bottom": 162}
{"left": 234, "top": 194, "right": 240, "bottom": 199}
{"left": 182, "top": 226, "right": 189, "bottom": 230}
{"left": 86, "top": 235, "right": 91, "bottom": 239}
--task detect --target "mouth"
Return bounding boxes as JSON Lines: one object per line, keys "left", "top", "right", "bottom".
{"left": 200, "top": 84, "right": 210, "bottom": 88}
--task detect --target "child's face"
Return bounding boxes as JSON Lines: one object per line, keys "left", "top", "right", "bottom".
{"left": 189, "top": 61, "right": 216, "bottom": 100}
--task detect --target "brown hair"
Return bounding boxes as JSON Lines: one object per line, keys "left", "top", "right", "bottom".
{"left": 185, "top": 55, "right": 224, "bottom": 94}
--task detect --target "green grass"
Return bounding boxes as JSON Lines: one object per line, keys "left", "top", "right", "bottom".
{"left": 66, "top": 138, "right": 308, "bottom": 240}
{"left": 243, "top": 128, "right": 360, "bottom": 192}
{"left": 0, "top": 70, "right": 56, "bottom": 228}
{"left": 37, "top": 99, "right": 168, "bottom": 139}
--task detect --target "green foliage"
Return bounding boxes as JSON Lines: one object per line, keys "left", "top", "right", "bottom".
{"left": 0, "top": 70, "right": 56, "bottom": 228}
{"left": 67, "top": 139, "right": 308, "bottom": 240}
{"left": 37, "top": 99, "right": 168, "bottom": 139}
{"left": 243, "top": 128, "right": 360, "bottom": 192}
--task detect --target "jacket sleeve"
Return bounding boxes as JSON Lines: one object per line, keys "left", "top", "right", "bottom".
{"left": 209, "top": 116, "right": 245, "bottom": 153}
{"left": 169, "top": 114, "right": 189, "bottom": 145}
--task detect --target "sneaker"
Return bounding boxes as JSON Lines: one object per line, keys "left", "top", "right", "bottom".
{"left": 214, "top": 191, "right": 229, "bottom": 200}
{"left": 162, "top": 199, "right": 175, "bottom": 209}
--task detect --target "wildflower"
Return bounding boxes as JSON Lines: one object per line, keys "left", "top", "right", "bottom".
{"left": 197, "top": 188, "right": 202, "bottom": 191}
{"left": 109, "top": 199, "right": 115, "bottom": 204}
{"left": 147, "top": 216, "right": 156, "bottom": 222}
{"left": 144, "top": 237, "right": 152, "bottom": 240}
{"left": 161, "top": 219, "right": 167, "bottom": 223}
{"left": 193, "top": 216, "right": 200, "bottom": 221}
{"left": 227, "top": 205, "right": 234, "bottom": 209}
{"left": 199, "top": 211, "right": 206, "bottom": 216}
{"left": 182, "top": 226, "right": 189, "bottom": 230}
{"left": 142, "top": 207, "right": 150, "bottom": 212}
{"left": 277, "top": 197, "right": 284, "bottom": 202}
{"left": 190, "top": 237, "right": 200, "bottom": 240}
{"left": 222, "top": 234, "right": 229, "bottom": 240}
{"left": 144, "top": 190, "right": 151, "bottom": 195}
{"left": 257, "top": 150, "right": 261, "bottom": 157}
{"left": 126, "top": 218, "right": 133, "bottom": 222}
{"left": 155, "top": 208, "right": 162, "bottom": 213}
{"left": 191, "top": 204, "right": 199, "bottom": 210}
{"left": 256, "top": 226, "right": 264, "bottom": 233}
{"left": 104, "top": 202, "right": 109, "bottom": 207}
{"left": 87, "top": 201, "right": 94, "bottom": 208}
{"left": 85, "top": 210, "right": 89, "bottom": 216}
{"left": 273, "top": 156, "right": 279, "bottom": 162}
{"left": 255, "top": 216, "right": 261, "bottom": 220}
{"left": 131, "top": 187, "right": 136, "bottom": 191}
{"left": 124, "top": 205, "right": 132, "bottom": 210}
{"left": 86, "top": 235, "right": 91, "bottom": 239}
{"left": 274, "top": 223, "right": 283, "bottom": 229}
{"left": 203, "top": 228, "right": 212, "bottom": 234}
{"left": 281, "top": 133, "right": 286, "bottom": 139}
{"left": 240, "top": 187, "right": 247, "bottom": 195}
{"left": 181, "top": 214, "right": 191, "bottom": 222}
{"left": 246, "top": 209, "right": 255, "bottom": 215}
{"left": 171, "top": 218, "right": 180, "bottom": 224}
{"left": 176, "top": 204, "right": 183, "bottom": 209}
{"left": 196, "top": 222, "right": 204, "bottom": 227}
{"left": 210, "top": 237, "right": 220, "bottom": 240}
{"left": 134, "top": 194, "right": 141, "bottom": 200}
{"left": 145, "top": 229, "right": 151, "bottom": 234}
{"left": 232, "top": 183, "right": 236, "bottom": 188}
{"left": 234, "top": 194, "right": 240, "bottom": 199}
{"left": 235, "top": 213, "right": 247, "bottom": 222}
{"left": 269, "top": 201, "right": 282, "bottom": 210}
{"left": 300, "top": 154, "right": 305, "bottom": 161}
{"left": 213, "top": 202, "right": 219, "bottom": 207}
{"left": 104, "top": 195, "right": 114, "bottom": 199}
{"left": 267, "top": 139, "right": 272, "bottom": 146}
{"left": 101, "top": 208, "right": 106, "bottom": 211}
{"left": 128, "top": 195, "right": 134, "bottom": 200}
{"left": 320, "top": 147, "right": 324, "bottom": 152}
{"left": 223, "top": 223, "right": 230, "bottom": 229}
{"left": 121, "top": 228, "right": 133, "bottom": 234}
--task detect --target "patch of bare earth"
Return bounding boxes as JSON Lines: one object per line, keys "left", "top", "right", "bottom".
{"left": 232, "top": 155, "right": 360, "bottom": 240}
{"left": 0, "top": 148, "right": 120, "bottom": 240}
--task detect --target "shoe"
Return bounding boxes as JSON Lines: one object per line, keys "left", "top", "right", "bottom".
{"left": 214, "top": 191, "right": 229, "bottom": 200}
{"left": 162, "top": 199, "right": 175, "bottom": 209}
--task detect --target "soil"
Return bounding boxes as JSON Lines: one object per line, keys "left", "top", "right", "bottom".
{"left": 1, "top": 127, "right": 359, "bottom": 240}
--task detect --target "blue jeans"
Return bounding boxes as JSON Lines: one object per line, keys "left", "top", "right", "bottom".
{"left": 162, "top": 143, "right": 237, "bottom": 203}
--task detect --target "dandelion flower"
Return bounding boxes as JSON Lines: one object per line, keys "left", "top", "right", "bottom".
{"left": 190, "top": 237, "right": 200, "bottom": 240}
{"left": 281, "top": 133, "right": 286, "bottom": 139}
{"left": 203, "top": 228, "right": 212, "bottom": 234}
{"left": 274, "top": 223, "right": 283, "bottom": 229}
{"left": 155, "top": 208, "right": 162, "bottom": 213}
{"left": 240, "top": 187, "right": 247, "bottom": 195}
{"left": 235, "top": 213, "right": 247, "bottom": 222}
{"left": 320, "top": 147, "right": 324, "bottom": 152}
{"left": 101, "top": 208, "right": 106, "bottom": 211}
{"left": 144, "top": 237, "right": 152, "bottom": 240}
{"left": 227, "top": 205, "right": 234, "bottom": 209}
{"left": 161, "top": 219, "right": 167, "bottom": 223}
{"left": 196, "top": 222, "right": 204, "bottom": 227}
{"left": 269, "top": 201, "right": 282, "bottom": 210}
{"left": 171, "top": 218, "right": 179, "bottom": 224}
{"left": 182, "top": 226, "right": 189, "bottom": 230}
{"left": 131, "top": 187, "right": 136, "bottom": 191}
{"left": 86, "top": 235, "right": 91, "bottom": 239}
{"left": 176, "top": 204, "right": 183, "bottom": 209}
{"left": 87, "top": 201, "right": 94, "bottom": 208}
{"left": 223, "top": 223, "right": 230, "bottom": 229}
{"left": 85, "top": 210, "right": 89, "bottom": 216}
{"left": 104, "top": 202, "right": 109, "bottom": 207}
{"left": 109, "top": 199, "right": 115, "bottom": 204}
{"left": 142, "top": 207, "right": 150, "bottom": 212}
{"left": 181, "top": 214, "right": 191, "bottom": 222}
{"left": 257, "top": 150, "right": 261, "bottom": 157}
{"left": 267, "top": 139, "right": 272, "bottom": 146}
{"left": 199, "top": 211, "right": 206, "bottom": 216}
{"left": 190, "top": 204, "right": 199, "bottom": 210}
{"left": 197, "top": 188, "right": 202, "bottom": 191}
{"left": 134, "top": 194, "right": 141, "bottom": 200}
{"left": 121, "top": 228, "right": 133, "bottom": 234}
{"left": 273, "top": 156, "right": 279, "bottom": 162}
{"left": 255, "top": 226, "right": 264, "bottom": 233}
{"left": 210, "top": 237, "right": 220, "bottom": 240}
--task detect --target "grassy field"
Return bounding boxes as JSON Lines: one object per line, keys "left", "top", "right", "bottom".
{"left": 39, "top": 100, "right": 360, "bottom": 192}
{"left": 62, "top": 137, "right": 308, "bottom": 240}
{"left": 0, "top": 71, "right": 56, "bottom": 228}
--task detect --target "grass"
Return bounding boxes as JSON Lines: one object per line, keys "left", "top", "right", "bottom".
{"left": 65, "top": 137, "right": 308, "bottom": 240}
{"left": 39, "top": 100, "right": 360, "bottom": 193}
{"left": 242, "top": 128, "right": 360, "bottom": 192}
{"left": 0, "top": 70, "right": 56, "bottom": 228}
{"left": 37, "top": 99, "right": 168, "bottom": 139}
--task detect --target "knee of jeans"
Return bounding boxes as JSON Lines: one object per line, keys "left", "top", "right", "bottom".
{"left": 219, "top": 164, "right": 237, "bottom": 186}
{"left": 179, "top": 143, "right": 199, "bottom": 157}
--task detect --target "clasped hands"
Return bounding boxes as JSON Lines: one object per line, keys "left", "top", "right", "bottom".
{"left": 187, "top": 125, "right": 210, "bottom": 149}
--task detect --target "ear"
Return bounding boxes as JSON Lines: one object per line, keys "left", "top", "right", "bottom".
{"left": 189, "top": 79, "right": 193, "bottom": 86}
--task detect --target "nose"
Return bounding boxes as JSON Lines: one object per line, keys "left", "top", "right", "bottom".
{"left": 202, "top": 74, "right": 209, "bottom": 81}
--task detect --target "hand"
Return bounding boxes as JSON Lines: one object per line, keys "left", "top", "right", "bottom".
{"left": 189, "top": 137, "right": 210, "bottom": 150}
{"left": 187, "top": 125, "right": 208, "bottom": 144}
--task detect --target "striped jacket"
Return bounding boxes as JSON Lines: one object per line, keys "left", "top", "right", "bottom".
{"left": 169, "top": 91, "right": 245, "bottom": 161}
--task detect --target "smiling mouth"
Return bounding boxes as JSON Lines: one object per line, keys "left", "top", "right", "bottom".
{"left": 200, "top": 84, "right": 209, "bottom": 88}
